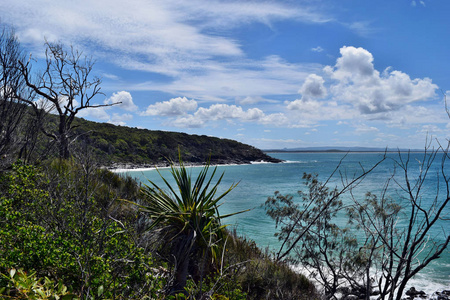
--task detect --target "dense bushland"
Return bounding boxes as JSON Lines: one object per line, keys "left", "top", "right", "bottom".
{"left": 0, "top": 159, "right": 318, "bottom": 299}
{"left": 70, "top": 117, "right": 281, "bottom": 167}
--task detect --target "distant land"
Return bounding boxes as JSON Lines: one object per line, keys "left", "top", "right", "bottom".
{"left": 264, "top": 146, "right": 423, "bottom": 152}
{"left": 69, "top": 117, "right": 282, "bottom": 168}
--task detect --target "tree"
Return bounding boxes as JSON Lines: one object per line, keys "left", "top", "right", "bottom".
{"left": 266, "top": 146, "right": 450, "bottom": 300}
{"left": 265, "top": 173, "right": 372, "bottom": 299}
{"left": 347, "top": 146, "right": 450, "bottom": 300}
{"left": 0, "top": 25, "right": 32, "bottom": 169}
{"left": 19, "top": 41, "right": 117, "bottom": 159}
{"left": 134, "top": 154, "right": 245, "bottom": 294}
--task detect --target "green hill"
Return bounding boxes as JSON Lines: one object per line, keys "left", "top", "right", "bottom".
{"left": 71, "top": 117, "right": 281, "bottom": 168}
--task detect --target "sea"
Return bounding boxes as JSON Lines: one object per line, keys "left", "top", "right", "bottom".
{"left": 118, "top": 152, "right": 450, "bottom": 295}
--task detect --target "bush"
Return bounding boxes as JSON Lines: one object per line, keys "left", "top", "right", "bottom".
{"left": 0, "top": 161, "right": 166, "bottom": 299}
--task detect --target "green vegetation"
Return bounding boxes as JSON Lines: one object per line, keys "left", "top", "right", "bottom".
{"left": 135, "top": 153, "right": 248, "bottom": 294}
{"left": 0, "top": 159, "right": 318, "bottom": 299}
{"left": 70, "top": 117, "right": 281, "bottom": 167}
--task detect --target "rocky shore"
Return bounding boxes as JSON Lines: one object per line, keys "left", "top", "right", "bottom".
{"left": 403, "top": 288, "right": 450, "bottom": 300}
{"left": 340, "top": 287, "right": 450, "bottom": 300}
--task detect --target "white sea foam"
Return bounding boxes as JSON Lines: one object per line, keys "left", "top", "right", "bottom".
{"left": 250, "top": 160, "right": 272, "bottom": 164}
{"left": 110, "top": 167, "right": 158, "bottom": 173}
{"left": 282, "top": 159, "right": 319, "bottom": 164}
{"left": 290, "top": 264, "right": 449, "bottom": 299}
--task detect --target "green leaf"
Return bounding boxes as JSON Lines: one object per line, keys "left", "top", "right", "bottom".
{"left": 97, "top": 285, "right": 104, "bottom": 297}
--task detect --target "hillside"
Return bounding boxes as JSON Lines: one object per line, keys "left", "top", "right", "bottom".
{"left": 71, "top": 117, "right": 281, "bottom": 168}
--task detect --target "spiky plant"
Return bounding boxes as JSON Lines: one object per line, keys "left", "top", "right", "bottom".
{"left": 136, "top": 154, "right": 244, "bottom": 293}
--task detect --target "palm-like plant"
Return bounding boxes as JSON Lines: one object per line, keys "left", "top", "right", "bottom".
{"left": 137, "top": 154, "right": 244, "bottom": 293}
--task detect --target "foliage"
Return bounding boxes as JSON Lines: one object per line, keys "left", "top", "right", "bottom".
{"left": 265, "top": 173, "right": 363, "bottom": 298}
{"left": 136, "top": 153, "right": 243, "bottom": 293}
{"left": 69, "top": 117, "right": 281, "bottom": 167}
{"left": 0, "top": 161, "right": 166, "bottom": 299}
{"left": 0, "top": 268, "right": 77, "bottom": 300}
{"left": 222, "top": 230, "right": 317, "bottom": 300}
{"left": 0, "top": 158, "right": 316, "bottom": 299}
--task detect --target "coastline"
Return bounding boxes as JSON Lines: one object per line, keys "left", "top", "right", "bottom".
{"left": 108, "top": 159, "right": 282, "bottom": 173}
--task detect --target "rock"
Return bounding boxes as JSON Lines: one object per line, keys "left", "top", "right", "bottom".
{"left": 405, "top": 287, "right": 428, "bottom": 299}
{"left": 431, "top": 290, "right": 450, "bottom": 300}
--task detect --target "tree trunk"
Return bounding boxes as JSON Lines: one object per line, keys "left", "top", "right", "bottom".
{"left": 170, "top": 230, "right": 196, "bottom": 294}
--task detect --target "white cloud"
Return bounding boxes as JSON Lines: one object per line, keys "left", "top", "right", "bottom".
{"left": 325, "top": 46, "right": 438, "bottom": 115}
{"left": 286, "top": 74, "right": 328, "bottom": 112}
{"left": 167, "top": 103, "right": 295, "bottom": 128}
{"left": 77, "top": 106, "right": 111, "bottom": 121}
{"left": 194, "top": 104, "right": 264, "bottom": 121}
{"left": 354, "top": 124, "right": 380, "bottom": 135}
{"left": 171, "top": 115, "right": 205, "bottom": 128}
{"left": 142, "top": 97, "right": 198, "bottom": 116}
{"left": 236, "top": 96, "right": 277, "bottom": 105}
{"left": 139, "top": 55, "right": 321, "bottom": 101}
{"left": 286, "top": 99, "right": 322, "bottom": 111}
{"left": 104, "top": 91, "right": 138, "bottom": 112}
{"left": 299, "top": 74, "right": 327, "bottom": 100}
{"left": 311, "top": 46, "right": 324, "bottom": 52}
{"left": 1, "top": 0, "right": 329, "bottom": 75}
{"left": 108, "top": 113, "right": 134, "bottom": 126}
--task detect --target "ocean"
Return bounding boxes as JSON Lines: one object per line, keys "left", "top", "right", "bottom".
{"left": 119, "top": 152, "right": 450, "bottom": 295}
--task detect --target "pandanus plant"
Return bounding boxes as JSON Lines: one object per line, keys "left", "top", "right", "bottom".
{"left": 136, "top": 154, "right": 245, "bottom": 293}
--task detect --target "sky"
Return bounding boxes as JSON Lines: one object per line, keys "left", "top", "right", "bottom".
{"left": 1, "top": 0, "right": 450, "bottom": 150}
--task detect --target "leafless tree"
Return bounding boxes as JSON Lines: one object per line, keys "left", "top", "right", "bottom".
{"left": 348, "top": 144, "right": 450, "bottom": 300}
{"left": 265, "top": 155, "right": 386, "bottom": 299}
{"left": 0, "top": 25, "right": 33, "bottom": 170}
{"left": 267, "top": 143, "right": 449, "bottom": 300}
{"left": 19, "top": 41, "right": 118, "bottom": 159}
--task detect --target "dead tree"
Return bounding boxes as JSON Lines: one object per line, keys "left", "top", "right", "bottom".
{"left": 0, "top": 25, "right": 33, "bottom": 169}
{"left": 349, "top": 145, "right": 450, "bottom": 300}
{"left": 267, "top": 145, "right": 449, "bottom": 300}
{"left": 19, "top": 41, "right": 118, "bottom": 159}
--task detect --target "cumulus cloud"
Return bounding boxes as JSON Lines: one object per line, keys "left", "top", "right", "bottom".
{"left": 287, "top": 99, "right": 322, "bottom": 112}
{"left": 325, "top": 46, "right": 438, "bottom": 115}
{"left": 286, "top": 74, "right": 327, "bottom": 110}
{"left": 77, "top": 91, "right": 137, "bottom": 125}
{"left": 168, "top": 103, "right": 292, "bottom": 128}
{"left": 104, "top": 91, "right": 138, "bottom": 112}
{"left": 142, "top": 97, "right": 198, "bottom": 116}
{"left": 299, "top": 74, "right": 327, "bottom": 100}
{"left": 194, "top": 104, "right": 265, "bottom": 121}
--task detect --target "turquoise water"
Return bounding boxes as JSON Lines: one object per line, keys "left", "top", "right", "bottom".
{"left": 120, "top": 152, "right": 450, "bottom": 293}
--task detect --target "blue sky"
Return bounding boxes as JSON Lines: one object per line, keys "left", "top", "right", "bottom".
{"left": 2, "top": 0, "right": 449, "bottom": 149}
